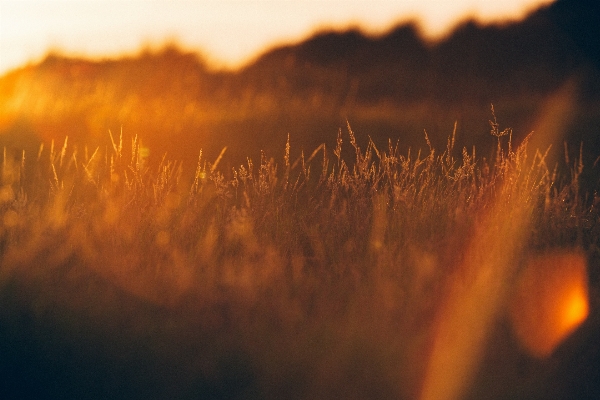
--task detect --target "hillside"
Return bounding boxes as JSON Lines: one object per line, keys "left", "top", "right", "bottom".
{"left": 0, "top": 0, "right": 598, "bottom": 179}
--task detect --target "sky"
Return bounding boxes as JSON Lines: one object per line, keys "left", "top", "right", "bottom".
{"left": 1, "top": 0, "right": 554, "bottom": 74}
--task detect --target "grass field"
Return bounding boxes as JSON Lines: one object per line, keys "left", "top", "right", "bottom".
{"left": 0, "top": 120, "right": 598, "bottom": 399}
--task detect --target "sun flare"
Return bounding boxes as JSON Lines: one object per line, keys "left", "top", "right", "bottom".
{"left": 510, "top": 251, "right": 589, "bottom": 358}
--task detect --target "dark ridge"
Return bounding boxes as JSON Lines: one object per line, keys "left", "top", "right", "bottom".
{"left": 0, "top": 0, "right": 599, "bottom": 182}
{"left": 548, "top": 0, "right": 600, "bottom": 69}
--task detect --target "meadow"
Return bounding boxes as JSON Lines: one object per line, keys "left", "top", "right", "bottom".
{"left": 0, "top": 115, "right": 598, "bottom": 399}
{"left": 2, "top": 2, "right": 600, "bottom": 396}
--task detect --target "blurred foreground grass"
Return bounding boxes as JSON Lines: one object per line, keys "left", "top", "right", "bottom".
{"left": 0, "top": 122, "right": 599, "bottom": 400}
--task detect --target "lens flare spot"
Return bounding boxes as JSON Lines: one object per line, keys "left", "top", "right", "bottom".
{"left": 561, "top": 286, "right": 589, "bottom": 334}
{"left": 510, "top": 251, "right": 589, "bottom": 358}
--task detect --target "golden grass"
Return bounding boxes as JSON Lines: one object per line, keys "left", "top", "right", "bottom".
{"left": 0, "top": 120, "right": 597, "bottom": 399}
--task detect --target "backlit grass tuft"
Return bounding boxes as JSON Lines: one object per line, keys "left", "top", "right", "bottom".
{"left": 0, "top": 121, "right": 598, "bottom": 399}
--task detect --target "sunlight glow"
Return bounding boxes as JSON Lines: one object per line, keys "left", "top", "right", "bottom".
{"left": 561, "top": 284, "right": 589, "bottom": 335}
{"left": 1, "top": 0, "right": 554, "bottom": 74}
{"left": 419, "top": 188, "right": 533, "bottom": 400}
{"left": 510, "top": 251, "right": 589, "bottom": 358}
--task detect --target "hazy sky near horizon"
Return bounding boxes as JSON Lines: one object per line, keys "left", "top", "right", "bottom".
{"left": 1, "top": 0, "right": 554, "bottom": 74}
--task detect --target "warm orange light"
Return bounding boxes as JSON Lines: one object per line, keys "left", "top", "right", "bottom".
{"left": 0, "top": 0, "right": 555, "bottom": 75}
{"left": 510, "top": 251, "right": 589, "bottom": 358}
{"left": 561, "top": 285, "right": 589, "bottom": 333}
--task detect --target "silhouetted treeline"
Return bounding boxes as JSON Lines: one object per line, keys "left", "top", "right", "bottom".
{"left": 0, "top": 0, "right": 598, "bottom": 183}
